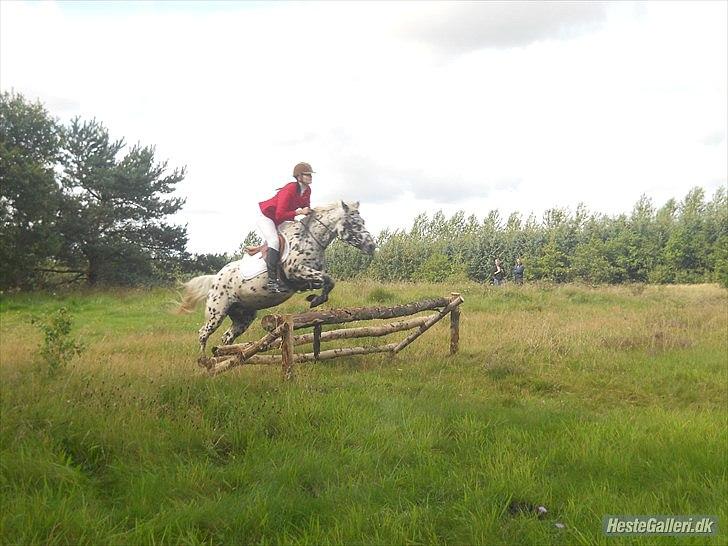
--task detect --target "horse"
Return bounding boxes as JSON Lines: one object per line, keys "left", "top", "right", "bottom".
{"left": 177, "top": 201, "right": 376, "bottom": 363}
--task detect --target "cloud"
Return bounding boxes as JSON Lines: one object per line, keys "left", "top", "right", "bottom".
{"left": 400, "top": 1, "right": 608, "bottom": 54}
{"left": 36, "top": 94, "right": 81, "bottom": 116}
{"left": 2, "top": 0, "right": 724, "bottom": 256}
{"left": 701, "top": 131, "right": 726, "bottom": 146}
{"left": 326, "top": 154, "right": 520, "bottom": 205}
{"left": 494, "top": 177, "right": 522, "bottom": 192}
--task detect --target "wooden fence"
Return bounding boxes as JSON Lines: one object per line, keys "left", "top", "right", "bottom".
{"left": 205, "top": 292, "right": 463, "bottom": 379}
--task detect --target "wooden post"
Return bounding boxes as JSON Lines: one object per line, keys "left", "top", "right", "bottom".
{"left": 449, "top": 292, "right": 461, "bottom": 355}
{"left": 393, "top": 295, "right": 464, "bottom": 354}
{"left": 281, "top": 316, "right": 294, "bottom": 380}
{"left": 313, "top": 324, "right": 322, "bottom": 360}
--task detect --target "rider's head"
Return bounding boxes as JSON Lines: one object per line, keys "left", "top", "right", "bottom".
{"left": 293, "top": 162, "right": 315, "bottom": 185}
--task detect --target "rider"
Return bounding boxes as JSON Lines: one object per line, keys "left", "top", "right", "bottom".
{"left": 257, "top": 162, "right": 314, "bottom": 293}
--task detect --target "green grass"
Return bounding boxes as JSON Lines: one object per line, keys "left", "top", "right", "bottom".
{"left": 1, "top": 282, "right": 726, "bottom": 545}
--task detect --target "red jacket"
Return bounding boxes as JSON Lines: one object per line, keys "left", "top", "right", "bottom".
{"left": 259, "top": 182, "right": 311, "bottom": 226}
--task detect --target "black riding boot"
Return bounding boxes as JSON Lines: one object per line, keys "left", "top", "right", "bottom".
{"left": 265, "top": 248, "right": 284, "bottom": 293}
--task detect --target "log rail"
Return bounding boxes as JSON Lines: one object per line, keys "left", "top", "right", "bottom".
{"left": 207, "top": 293, "right": 463, "bottom": 378}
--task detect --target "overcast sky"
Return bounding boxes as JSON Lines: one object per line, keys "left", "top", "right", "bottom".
{"left": 2, "top": 0, "right": 726, "bottom": 253}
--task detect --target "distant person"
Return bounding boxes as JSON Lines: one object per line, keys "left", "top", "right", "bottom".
{"left": 258, "top": 162, "right": 314, "bottom": 293}
{"left": 513, "top": 258, "right": 525, "bottom": 284}
{"left": 493, "top": 258, "right": 505, "bottom": 286}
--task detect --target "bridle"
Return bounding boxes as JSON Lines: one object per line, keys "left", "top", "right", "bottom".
{"left": 303, "top": 212, "right": 337, "bottom": 249}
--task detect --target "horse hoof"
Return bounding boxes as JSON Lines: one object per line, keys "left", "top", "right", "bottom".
{"left": 306, "top": 294, "right": 316, "bottom": 303}
{"left": 197, "top": 356, "right": 211, "bottom": 369}
{"left": 309, "top": 295, "right": 327, "bottom": 308}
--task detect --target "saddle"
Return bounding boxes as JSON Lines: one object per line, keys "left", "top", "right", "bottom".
{"left": 244, "top": 234, "right": 286, "bottom": 259}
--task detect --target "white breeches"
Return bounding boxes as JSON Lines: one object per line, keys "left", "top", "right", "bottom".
{"left": 256, "top": 212, "right": 280, "bottom": 251}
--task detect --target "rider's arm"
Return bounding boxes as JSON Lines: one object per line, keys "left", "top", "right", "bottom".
{"left": 274, "top": 183, "right": 299, "bottom": 224}
{"left": 294, "top": 188, "right": 312, "bottom": 216}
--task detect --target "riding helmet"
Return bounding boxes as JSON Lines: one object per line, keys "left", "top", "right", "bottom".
{"left": 293, "top": 162, "right": 315, "bottom": 177}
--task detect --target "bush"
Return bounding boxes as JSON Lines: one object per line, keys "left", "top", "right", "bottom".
{"left": 412, "top": 252, "right": 468, "bottom": 283}
{"left": 32, "top": 307, "right": 85, "bottom": 375}
{"left": 325, "top": 240, "right": 373, "bottom": 280}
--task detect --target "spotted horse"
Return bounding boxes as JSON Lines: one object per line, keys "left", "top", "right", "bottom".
{"left": 177, "top": 201, "right": 376, "bottom": 365}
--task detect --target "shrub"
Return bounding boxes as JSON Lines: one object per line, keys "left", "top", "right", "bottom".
{"left": 412, "top": 252, "right": 468, "bottom": 283}
{"left": 32, "top": 307, "right": 85, "bottom": 375}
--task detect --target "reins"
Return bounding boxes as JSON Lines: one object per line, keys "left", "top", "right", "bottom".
{"left": 302, "top": 211, "right": 336, "bottom": 249}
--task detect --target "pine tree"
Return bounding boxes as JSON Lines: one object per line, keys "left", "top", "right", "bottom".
{"left": 57, "top": 118, "right": 188, "bottom": 285}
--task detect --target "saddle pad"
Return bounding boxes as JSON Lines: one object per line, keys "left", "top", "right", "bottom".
{"left": 237, "top": 233, "right": 291, "bottom": 281}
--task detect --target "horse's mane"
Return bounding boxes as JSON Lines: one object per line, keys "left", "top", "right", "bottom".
{"left": 312, "top": 202, "right": 341, "bottom": 213}
{"left": 312, "top": 201, "right": 359, "bottom": 214}
{"left": 300, "top": 202, "right": 360, "bottom": 230}
{"left": 301, "top": 202, "right": 345, "bottom": 230}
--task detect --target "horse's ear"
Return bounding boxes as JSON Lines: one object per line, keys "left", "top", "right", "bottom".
{"left": 341, "top": 200, "right": 349, "bottom": 212}
{"left": 352, "top": 201, "right": 360, "bottom": 210}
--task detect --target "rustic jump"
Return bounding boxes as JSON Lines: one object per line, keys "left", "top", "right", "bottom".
{"left": 207, "top": 293, "right": 463, "bottom": 379}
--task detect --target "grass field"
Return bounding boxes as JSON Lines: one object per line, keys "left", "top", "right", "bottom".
{"left": 1, "top": 281, "right": 726, "bottom": 545}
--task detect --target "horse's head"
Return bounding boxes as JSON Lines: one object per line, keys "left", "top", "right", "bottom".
{"left": 330, "top": 201, "right": 376, "bottom": 255}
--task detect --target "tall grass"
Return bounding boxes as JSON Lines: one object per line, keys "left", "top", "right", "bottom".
{"left": 1, "top": 282, "right": 726, "bottom": 545}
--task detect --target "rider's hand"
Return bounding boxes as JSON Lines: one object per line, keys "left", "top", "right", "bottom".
{"left": 296, "top": 207, "right": 311, "bottom": 215}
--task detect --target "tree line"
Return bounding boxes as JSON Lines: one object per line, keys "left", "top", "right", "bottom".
{"left": 2, "top": 91, "right": 726, "bottom": 290}
{"left": 324, "top": 187, "right": 727, "bottom": 287}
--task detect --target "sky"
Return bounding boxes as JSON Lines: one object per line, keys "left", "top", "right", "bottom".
{"left": 1, "top": 0, "right": 726, "bottom": 254}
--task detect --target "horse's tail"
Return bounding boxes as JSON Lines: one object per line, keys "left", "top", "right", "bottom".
{"left": 175, "top": 275, "right": 216, "bottom": 314}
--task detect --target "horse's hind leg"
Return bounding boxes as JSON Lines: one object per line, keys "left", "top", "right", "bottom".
{"left": 198, "top": 297, "right": 230, "bottom": 363}
{"left": 220, "top": 305, "right": 257, "bottom": 346}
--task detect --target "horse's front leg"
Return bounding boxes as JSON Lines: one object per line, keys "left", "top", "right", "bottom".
{"left": 307, "top": 273, "right": 334, "bottom": 307}
{"left": 291, "top": 265, "right": 335, "bottom": 308}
